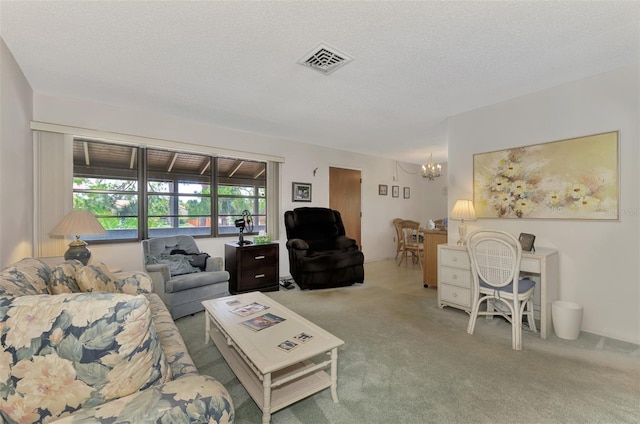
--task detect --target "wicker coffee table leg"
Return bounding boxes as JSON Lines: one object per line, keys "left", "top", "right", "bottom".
{"left": 330, "top": 347, "right": 339, "bottom": 402}
{"left": 204, "top": 313, "right": 210, "bottom": 344}
{"left": 262, "top": 372, "right": 272, "bottom": 424}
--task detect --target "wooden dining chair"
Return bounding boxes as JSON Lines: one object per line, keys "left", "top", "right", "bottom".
{"left": 397, "top": 220, "right": 424, "bottom": 268}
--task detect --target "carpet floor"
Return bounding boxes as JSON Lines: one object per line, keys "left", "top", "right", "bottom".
{"left": 176, "top": 259, "right": 640, "bottom": 424}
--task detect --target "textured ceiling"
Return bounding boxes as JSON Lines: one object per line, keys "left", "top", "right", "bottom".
{"left": 1, "top": 1, "right": 639, "bottom": 164}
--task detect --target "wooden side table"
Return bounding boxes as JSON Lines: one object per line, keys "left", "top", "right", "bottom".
{"left": 422, "top": 230, "right": 447, "bottom": 288}
{"left": 225, "top": 242, "right": 279, "bottom": 294}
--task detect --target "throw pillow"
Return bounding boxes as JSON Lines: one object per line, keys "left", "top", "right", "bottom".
{"left": 0, "top": 292, "right": 171, "bottom": 422}
{"left": 146, "top": 254, "right": 200, "bottom": 276}
{"left": 49, "top": 259, "right": 84, "bottom": 294}
{"left": 0, "top": 258, "right": 52, "bottom": 297}
{"left": 115, "top": 271, "right": 153, "bottom": 295}
{"left": 76, "top": 262, "right": 119, "bottom": 293}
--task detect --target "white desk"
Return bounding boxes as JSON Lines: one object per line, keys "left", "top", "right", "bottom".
{"left": 437, "top": 244, "right": 559, "bottom": 339}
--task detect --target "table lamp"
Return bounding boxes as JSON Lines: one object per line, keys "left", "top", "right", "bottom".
{"left": 450, "top": 200, "right": 476, "bottom": 245}
{"left": 50, "top": 210, "right": 107, "bottom": 265}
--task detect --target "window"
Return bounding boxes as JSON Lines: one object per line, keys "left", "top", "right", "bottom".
{"left": 217, "top": 158, "right": 266, "bottom": 235}
{"left": 72, "top": 139, "right": 267, "bottom": 242}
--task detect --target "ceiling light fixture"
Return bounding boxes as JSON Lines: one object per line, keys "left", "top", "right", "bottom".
{"left": 421, "top": 153, "right": 442, "bottom": 181}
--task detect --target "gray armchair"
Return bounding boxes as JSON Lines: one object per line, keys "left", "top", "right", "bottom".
{"left": 141, "top": 235, "right": 230, "bottom": 319}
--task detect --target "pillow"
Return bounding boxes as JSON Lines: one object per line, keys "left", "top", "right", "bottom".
{"left": 0, "top": 258, "right": 52, "bottom": 297}
{"left": 49, "top": 259, "right": 84, "bottom": 294}
{"left": 0, "top": 292, "right": 171, "bottom": 422}
{"left": 146, "top": 254, "right": 200, "bottom": 277}
{"left": 115, "top": 271, "right": 153, "bottom": 295}
{"left": 189, "top": 252, "right": 211, "bottom": 271}
{"left": 76, "top": 262, "right": 119, "bottom": 293}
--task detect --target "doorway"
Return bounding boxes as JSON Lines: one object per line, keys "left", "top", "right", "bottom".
{"left": 329, "top": 167, "right": 362, "bottom": 249}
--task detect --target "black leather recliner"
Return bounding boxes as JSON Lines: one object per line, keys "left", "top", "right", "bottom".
{"left": 284, "top": 207, "right": 365, "bottom": 290}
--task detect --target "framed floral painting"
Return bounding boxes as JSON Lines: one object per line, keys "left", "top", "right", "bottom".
{"left": 473, "top": 131, "right": 619, "bottom": 220}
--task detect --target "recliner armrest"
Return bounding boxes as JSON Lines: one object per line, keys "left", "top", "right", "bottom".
{"left": 335, "top": 235, "right": 358, "bottom": 251}
{"left": 287, "top": 238, "right": 310, "bottom": 250}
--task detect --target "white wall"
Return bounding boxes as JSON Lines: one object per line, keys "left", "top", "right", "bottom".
{"left": 447, "top": 65, "right": 640, "bottom": 344}
{"left": 0, "top": 38, "right": 33, "bottom": 267}
{"left": 30, "top": 93, "right": 447, "bottom": 275}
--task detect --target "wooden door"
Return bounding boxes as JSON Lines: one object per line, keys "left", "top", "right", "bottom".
{"left": 329, "top": 167, "right": 362, "bottom": 249}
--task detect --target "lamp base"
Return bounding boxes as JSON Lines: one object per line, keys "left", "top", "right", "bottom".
{"left": 64, "top": 240, "right": 91, "bottom": 265}
{"left": 457, "top": 220, "right": 468, "bottom": 246}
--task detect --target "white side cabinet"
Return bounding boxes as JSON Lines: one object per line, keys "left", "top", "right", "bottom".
{"left": 437, "top": 244, "right": 472, "bottom": 312}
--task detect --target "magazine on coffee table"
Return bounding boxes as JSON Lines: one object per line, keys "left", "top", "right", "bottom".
{"left": 241, "top": 313, "right": 286, "bottom": 331}
{"left": 230, "top": 302, "right": 269, "bottom": 317}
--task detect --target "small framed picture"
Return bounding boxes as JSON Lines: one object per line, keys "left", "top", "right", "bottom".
{"left": 292, "top": 182, "right": 312, "bottom": 202}
{"left": 378, "top": 184, "right": 388, "bottom": 196}
{"left": 519, "top": 233, "right": 536, "bottom": 252}
{"left": 403, "top": 187, "right": 410, "bottom": 199}
{"left": 392, "top": 185, "right": 399, "bottom": 198}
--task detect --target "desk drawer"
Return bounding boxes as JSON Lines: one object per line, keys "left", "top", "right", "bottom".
{"left": 521, "top": 257, "right": 541, "bottom": 273}
{"left": 240, "top": 246, "right": 277, "bottom": 267}
{"left": 439, "top": 266, "right": 471, "bottom": 288}
{"left": 440, "top": 248, "right": 470, "bottom": 269}
{"left": 440, "top": 284, "right": 471, "bottom": 308}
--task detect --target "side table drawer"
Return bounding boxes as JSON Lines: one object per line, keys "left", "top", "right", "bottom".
{"left": 440, "top": 248, "right": 470, "bottom": 269}
{"left": 239, "top": 266, "right": 279, "bottom": 291}
{"left": 439, "top": 266, "right": 471, "bottom": 288}
{"left": 440, "top": 284, "right": 471, "bottom": 308}
{"left": 240, "top": 246, "right": 277, "bottom": 267}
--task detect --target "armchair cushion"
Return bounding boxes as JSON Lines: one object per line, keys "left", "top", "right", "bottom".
{"left": 165, "top": 270, "right": 229, "bottom": 293}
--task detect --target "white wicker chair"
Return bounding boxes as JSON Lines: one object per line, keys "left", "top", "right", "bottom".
{"left": 466, "top": 229, "right": 537, "bottom": 350}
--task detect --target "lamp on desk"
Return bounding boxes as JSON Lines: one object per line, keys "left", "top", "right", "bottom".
{"left": 50, "top": 210, "right": 107, "bottom": 265}
{"left": 450, "top": 200, "right": 476, "bottom": 246}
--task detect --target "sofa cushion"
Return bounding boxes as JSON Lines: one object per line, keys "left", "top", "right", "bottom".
{"left": 146, "top": 254, "right": 201, "bottom": 277}
{"left": 76, "top": 262, "right": 119, "bottom": 292}
{"left": 0, "top": 258, "right": 52, "bottom": 297}
{"left": 49, "top": 259, "right": 84, "bottom": 294}
{"left": 0, "top": 292, "right": 171, "bottom": 422}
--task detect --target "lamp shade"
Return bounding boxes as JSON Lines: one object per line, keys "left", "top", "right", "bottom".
{"left": 450, "top": 200, "right": 477, "bottom": 221}
{"left": 50, "top": 210, "right": 106, "bottom": 264}
{"left": 50, "top": 210, "right": 107, "bottom": 237}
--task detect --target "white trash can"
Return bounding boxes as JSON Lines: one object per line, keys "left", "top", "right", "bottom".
{"left": 552, "top": 300, "right": 583, "bottom": 340}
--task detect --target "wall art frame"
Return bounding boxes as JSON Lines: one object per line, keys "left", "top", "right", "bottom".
{"left": 392, "top": 185, "right": 399, "bottom": 198}
{"left": 292, "top": 182, "right": 312, "bottom": 202}
{"left": 403, "top": 187, "right": 410, "bottom": 199}
{"left": 473, "top": 131, "right": 619, "bottom": 220}
{"left": 379, "top": 184, "right": 388, "bottom": 196}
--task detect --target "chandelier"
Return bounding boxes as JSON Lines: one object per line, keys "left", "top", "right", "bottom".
{"left": 420, "top": 153, "right": 441, "bottom": 181}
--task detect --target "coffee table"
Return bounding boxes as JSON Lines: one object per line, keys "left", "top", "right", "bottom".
{"left": 202, "top": 292, "right": 344, "bottom": 423}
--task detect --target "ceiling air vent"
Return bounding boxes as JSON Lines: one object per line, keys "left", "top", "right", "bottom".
{"left": 297, "top": 43, "right": 353, "bottom": 75}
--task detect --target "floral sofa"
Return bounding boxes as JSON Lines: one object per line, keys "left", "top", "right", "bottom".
{"left": 0, "top": 258, "right": 234, "bottom": 423}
